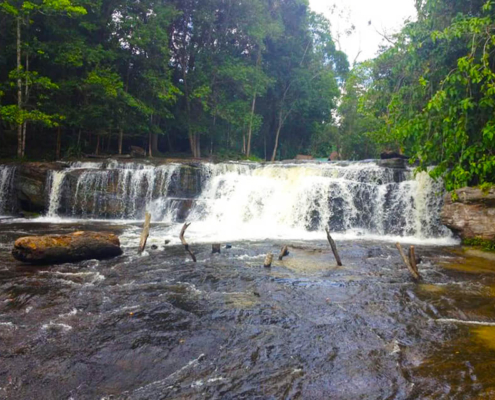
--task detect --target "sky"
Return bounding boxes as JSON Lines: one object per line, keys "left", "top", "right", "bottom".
{"left": 309, "top": 0, "right": 417, "bottom": 63}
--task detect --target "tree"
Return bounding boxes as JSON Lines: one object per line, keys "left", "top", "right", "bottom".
{"left": 0, "top": 0, "right": 86, "bottom": 157}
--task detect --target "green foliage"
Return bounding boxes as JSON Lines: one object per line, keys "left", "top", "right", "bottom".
{"left": 353, "top": 0, "right": 495, "bottom": 190}
{"left": 463, "top": 237, "right": 495, "bottom": 252}
{"left": 0, "top": 0, "right": 346, "bottom": 159}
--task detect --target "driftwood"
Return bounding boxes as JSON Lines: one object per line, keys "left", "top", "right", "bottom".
{"left": 264, "top": 253, "right": 273, "bottom": 268}
{"left": 179, "top": 223, "right": 197, "bottom": 262}
{"left": 138, "top": 212, "right": 151, "bottom": 254}
{"left": 212, "top": 243, "right": 221, "bottom": 254}
{"left": 278, "top": 245, "right": 289, "bottom": 260}
{"left": 396, "top": 243, "right": 420, "bottom": 280}
{"left": 325, "top": 228, "right": 342, "bottom": 266}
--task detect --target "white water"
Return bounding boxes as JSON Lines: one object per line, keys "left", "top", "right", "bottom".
{"left": 0, "top": 165, "right": 16, "bottom": 215}
{"left": 46, "top": 161, "right": 181, "bottom": 220}
{"left": 5, "top": 160, "right": 456, "bottom": 245}
{"left": 167, "top": 162, "right": 454, "bottom": 245}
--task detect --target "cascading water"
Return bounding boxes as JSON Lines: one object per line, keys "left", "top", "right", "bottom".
{"left": 0, "top": 165, "right": 16, "bottom": 215}
{"left": 183, "top": 162, "right": 453, "bottom": 243}
{"left": 46, "top": 161, "right": 182, "bottom": 220}
{"left": 41, "top": 160, "right": 454, "bottom": 244}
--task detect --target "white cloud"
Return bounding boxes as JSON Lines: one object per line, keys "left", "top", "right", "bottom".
{"left": 309, "top": 0, "right": 417, "bottom": 63}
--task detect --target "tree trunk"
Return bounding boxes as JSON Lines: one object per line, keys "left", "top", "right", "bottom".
{"left": 77, "top": 129, "right": 82, "bottom": 147}
{"left": 246, "top": 90, "right": 257, "bottom": 158}
{"left": 271, "top": 111, "right": 283, "bottom": 162}
{"left": 148, "top": 130, "right": 153, "bottom": 158}
{"left": 118, "top": 128, "right": 123, "bottom": 155}
{"left": 16, "top": 17, "right": 22, "bottom": 158}
{"left": 22, "top": 122, "right": 27, "bottom": 157}
{"left": 56, "top": 126, "right": 62, "bottom": 160}
{"left": 95, "top": 135, "right": 100, "bottom": 155}
{"left": 106, "top": 131, "right": 112, "bottom": 152}
{"left": 167, "top": 132, "right": 172, "bottom": 152}
{"left": 21, "top": 51, "right": 29, "bottom": 157}
{"left": 152, "top": 133, "right": 158, "bottom": 155}
{"left": 195, "top": 133, "right": 201, "bottom": 158}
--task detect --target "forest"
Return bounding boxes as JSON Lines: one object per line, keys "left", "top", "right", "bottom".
{"left": 1, "top": 0, "right": 494, "bottom": 190}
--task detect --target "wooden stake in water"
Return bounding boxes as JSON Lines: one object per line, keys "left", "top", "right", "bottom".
{"left": 278, "top": 245, "right": 289, "bottom": 260}
{"left": 138, "top": 212, "right": 151, "bottom": 254}
{"left": 264, "top": 253, "right": 273, "bottom": 268}
{"left": 396, "top": 242, "right": 420, "bottom": 280}
{"left": 180, "top": 222, "right": 197, "bottom": 262}
{"left": 325, "top": 227, "right": 342, "bottom": 266}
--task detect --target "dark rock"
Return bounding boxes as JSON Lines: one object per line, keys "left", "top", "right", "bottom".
{"left": 164, "top": 240, "right": 171, "bottom": 245}
{"left": 130, "top": 146, "right": 146, "bottom": 158}
{"left": 380, "top": 151, "right": 409, "bottom": 160}
{"left": 441, "top": 187, "right": 495, "bottom": 240}
{"left": 225, "top": 244, "right": 232, "bottom": 249}
{"left": 151, "top": 245, "right": 158, "bottom": 250}
{"left": 377, "top": 158, "right": 407, "bottom": 169}
{"left": 12, "top": 231, "right": 123, "bottom": 264}
{"left": 15, "top": 162, "right": 64, "bottom": 212}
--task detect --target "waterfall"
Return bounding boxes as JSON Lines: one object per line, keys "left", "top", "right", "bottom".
{"left": 184, "top": 162, "right": 452, "bottom": 243}
{"left": 39, "top": 160, "right": 453, "bottom": 243}
{"left": 46, "top": 161, "right": 182, "bottom": 220}
{"left": 0, "top": 165, "right": 16, "bottom": 215}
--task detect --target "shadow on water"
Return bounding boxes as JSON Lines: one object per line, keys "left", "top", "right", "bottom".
{"left": 0, "top": 222, "right": 494, "bottom": 399}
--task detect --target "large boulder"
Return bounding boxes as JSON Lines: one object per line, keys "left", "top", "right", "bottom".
{"left": 15, "top": 162, "right": 64, "bottom": 212}
{"left": 12, "top": 231, "right": 123, "bottom": 264}
{"left": 441, "top": 187, "right": 495, "bottom": 240}
{"left": 130, "top": 146, "right": 146, "bottom": 158}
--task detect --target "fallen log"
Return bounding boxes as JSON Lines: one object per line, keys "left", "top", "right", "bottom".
{"left": 325, "top": 228, "right": 343, "bottom": 266}
{"left": 12, "top": 231, "right": 122, "bottom": 264}
{"left": 212, "top": 243, "right": 221, "bottom": 254}
{"left": 278, "top": 245, "right": 289, "bottom": 260}
{"left": 138, "top": 212, "right": 151, "bottom": 254}
{"left": 264, "top": 253, "right": 273, "bottom": 268}
{"left": 396, "top": 242, "right": 420, "bottom": 280}
{"left": 179, "top": 223, "right": 197, "bottom": 262}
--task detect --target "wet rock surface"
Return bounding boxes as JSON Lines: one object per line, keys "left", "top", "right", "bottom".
{"left": 1, "top": 222, "right": 495, "bottom": 399}
{"left": 12, "top": 231, "right": 122, "bottom": 264}
{"left": 441, "top": 187, "right": 495, "bottom": 240}
{"left": 15, "top": 162, "right": 64, "bottom": 212}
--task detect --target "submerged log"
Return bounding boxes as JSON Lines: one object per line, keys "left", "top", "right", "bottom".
{"left": 325, "top": 228, "right": 343, "bottom": 266}
{"left": 396, "top": 242, "right": 420, "bottom": 280}
{"left": 278, "top": 245, "right": 289, "bottom": 260}
{"left": 138, "top": 212, "right": 151, "bottom": 254}
{"left": 212, "top": 243, "right": 221, "bottom": 254}
{"left": 179, "top": 222, "right": 196, "bottom": 262}
{"left": 12, "top": 231, "right": 122, "bottom": 264}
{"left": 264, "top": 253, "right": 273, "bottom": 268}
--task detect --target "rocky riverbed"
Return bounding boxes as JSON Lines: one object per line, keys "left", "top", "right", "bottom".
{"left": 1, "top": 221, "right": 495, "bottom": 399}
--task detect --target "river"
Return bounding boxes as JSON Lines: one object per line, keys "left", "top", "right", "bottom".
{"left": 0, "top": 160, "right": 494, "bottom": 398}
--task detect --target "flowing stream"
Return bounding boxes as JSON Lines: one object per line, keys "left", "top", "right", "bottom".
{"left": 1, "top": 160, "right": 495, "bottom": 399}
